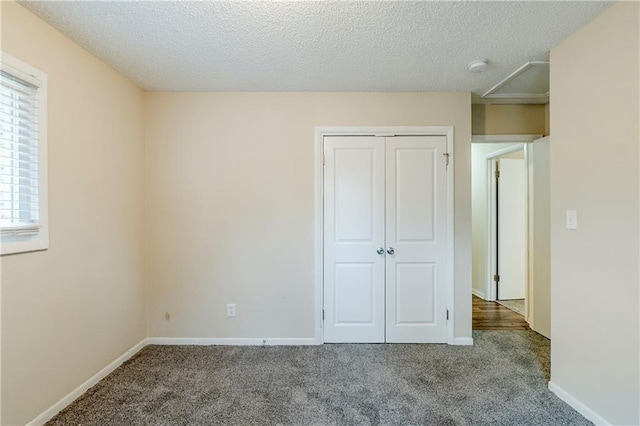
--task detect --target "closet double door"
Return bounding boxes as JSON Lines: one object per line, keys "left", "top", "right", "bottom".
{"left": 323, "top": 135, "right": 449, "bottom": 343}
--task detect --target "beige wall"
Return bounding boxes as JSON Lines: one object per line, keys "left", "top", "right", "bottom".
{"left": 1, "top": 3, "right": 147, "bottom": 425}
{"left": 550, "top": 2, "right": 639, "bottom": 424}
{"left": 472, "top": 104, "right": 546, "bottom": 135}
{"left": 528, "top": 137, "right": 550, "bottom": 338}
{"left": 145, "top": 92, "right": 472, "bottom": 341}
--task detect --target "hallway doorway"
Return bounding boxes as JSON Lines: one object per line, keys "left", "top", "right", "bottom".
{"left": 471, "top": 134, "right": 550, "bottom": 338}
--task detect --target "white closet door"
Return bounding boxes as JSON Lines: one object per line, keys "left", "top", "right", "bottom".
{"left": 385, "top": 136, "right": 448, "bottom": 343}
{"left": 323, "top": 136, "right": 385, "bottom": 343}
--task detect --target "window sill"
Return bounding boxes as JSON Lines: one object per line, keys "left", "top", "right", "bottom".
{"left": 1, "top": 235, "right": 49, "bottom": 255}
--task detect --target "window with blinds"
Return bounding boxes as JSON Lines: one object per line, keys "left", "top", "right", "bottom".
{"left": 0, "top": 53, "right": 48, "bottom": 255}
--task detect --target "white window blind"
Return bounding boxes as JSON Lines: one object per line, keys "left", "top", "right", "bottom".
{"left": 0, "top": 69, "right": 40, "bottom": 236}
{"left": 0, "top": 53, "right": 47, "bottom": 255}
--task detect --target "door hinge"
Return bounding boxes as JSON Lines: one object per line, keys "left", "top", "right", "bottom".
{"left": 322, "top": 309, "right": 325, "bottom": 321}
{"left": 495, "top": 170, "right": 500, "bottom": 178}
{"left": 493, "top": 274, "right": 500, "bottom": 282}
{"left": 446, "top": 309, "right": 449, "bottom": 320}
{"left": 443, "top": 152, "right": 450, "bottom": 166}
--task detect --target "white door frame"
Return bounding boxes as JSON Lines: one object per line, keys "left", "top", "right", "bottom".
{"left": 314, "top": 126, "right": 455, "bottom": 345}
{"left": 486, "top": 142, "right": 542, "bottom": 324}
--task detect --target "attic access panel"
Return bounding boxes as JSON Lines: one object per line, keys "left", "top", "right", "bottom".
{"left": 482, "top": 61, "right": 550, "bottom": 104}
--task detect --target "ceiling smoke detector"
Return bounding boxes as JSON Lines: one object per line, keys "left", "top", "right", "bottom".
{"left": 468, "top": 60, "right": 488, "bottom": 73}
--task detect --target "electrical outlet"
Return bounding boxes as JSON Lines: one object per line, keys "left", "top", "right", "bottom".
{"left": 227, "top": 303, "right": 236, "bottom": 318}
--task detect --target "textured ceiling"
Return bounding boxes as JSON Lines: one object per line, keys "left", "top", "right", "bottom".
{"left": 19, "top": 1, "right": 613, "bottom": 97}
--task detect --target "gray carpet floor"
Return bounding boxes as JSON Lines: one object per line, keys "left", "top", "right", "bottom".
{"left": 47, "top": 331, "right": 590, "bottom": 425}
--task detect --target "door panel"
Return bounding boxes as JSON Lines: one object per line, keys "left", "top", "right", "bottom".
{"left": 323, "top": 136, "right": 385, "bottom": 343}
{"left": 395, "top": 148, "right": 435, "bottom": 242}
{"left": 395, "top": 263, "right": 435, "bottom": 324}
{"left": 385, "top": 136, "right": 448, "bottom": 343}
{"left": 334, "top": 263, "right": 375, "bottom": 323}
{"left": 497, "top": 158, "right": 527, "bottom": 300}
{"left": 334, "top": 149, "right": 375, "bottom": 241}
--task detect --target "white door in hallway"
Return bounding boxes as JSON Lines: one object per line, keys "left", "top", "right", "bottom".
{"left": 497, "top": 158, "right": 527, "bottom": 300}
{"left": 323, "top": 135, "right": 449, "bottom": 343}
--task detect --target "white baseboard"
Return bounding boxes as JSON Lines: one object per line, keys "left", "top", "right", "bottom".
{"left": 548, "top": 381, "right": 611, "bottom": 425}
{"left": 471, "top": 288, "right": 485, "bottom": 299}
{"left": 146, "top": 337, "right": 320, "bottom": 346}
{"left": 452, "top": 337, "right": 474, "bottom": 346}
{"left": 26, "top": 339, "right": 147, "bottom": 426}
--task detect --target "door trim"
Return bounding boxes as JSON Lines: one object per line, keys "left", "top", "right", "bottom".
{"left": 314, "top": 126, "right": 455, "bottom": 345}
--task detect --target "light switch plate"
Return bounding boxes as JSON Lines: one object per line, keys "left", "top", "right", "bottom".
{"left": 227, "top": 303, "right": 236, "bottom": 318}
{"left": 566, "top": 210, "right": 577, "bottom": 230}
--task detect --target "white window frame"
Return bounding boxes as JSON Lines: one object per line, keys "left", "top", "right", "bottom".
{"left": 0, "top": 53, "right": 48, "bottom": 255}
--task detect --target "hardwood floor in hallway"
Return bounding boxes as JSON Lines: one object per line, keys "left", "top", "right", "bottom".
{"left": 472, "top": 295, "right": 529, "bottom": 330}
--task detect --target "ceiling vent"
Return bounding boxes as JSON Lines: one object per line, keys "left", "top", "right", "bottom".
{"left": 482, "top": 61, "right": 549, "bottom": 104}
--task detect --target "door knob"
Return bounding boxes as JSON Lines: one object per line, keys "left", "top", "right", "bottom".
{"left": 387, "top": 247, "right": 395, "bottom": 255}
{"left": 376, "top": 247, "right": 384, "bottom": 255}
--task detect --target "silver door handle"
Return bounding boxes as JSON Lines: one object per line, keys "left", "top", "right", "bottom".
{"left": 376, "top": 247, "right": 384, "bottom": 255}
{"left": 387, "top": 247, "right": 395, "bottom": 255}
